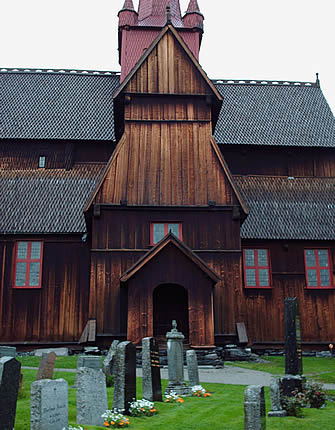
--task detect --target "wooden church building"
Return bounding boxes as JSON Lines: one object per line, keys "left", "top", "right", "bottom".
{"left": 1, "top": 0, "right": 335, "bottom": 350}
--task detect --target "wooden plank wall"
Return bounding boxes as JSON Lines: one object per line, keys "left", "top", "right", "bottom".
{"left": 0, "top": 238, "right": 90, "bottom": 342}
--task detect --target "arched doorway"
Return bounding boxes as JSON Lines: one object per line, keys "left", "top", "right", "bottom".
{"left": 153, "top": 284, "right": 189, "bottom": 340}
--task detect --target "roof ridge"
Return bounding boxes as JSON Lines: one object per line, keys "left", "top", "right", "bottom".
{"left": 0, "top": 68, "right": 121, "bottom": 76}
{"left": 212, "top": 78, "right": 318, "bottom": 88}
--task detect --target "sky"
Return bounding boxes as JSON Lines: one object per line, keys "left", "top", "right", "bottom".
{"left": 1, "top": 0, "right": 334, "bottom": 114}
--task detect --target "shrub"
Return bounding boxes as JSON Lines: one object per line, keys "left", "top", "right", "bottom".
{"left": 304, "top": 381, "right": 327, "bottom": 408}
{"left": 101, "top": 409, "right": 130, "bottom": 428}
{"left": 129, "top": 399, "right": 157, "bottom": 417}
{"left": 281, "top": 390, "right": 306, "bottom": 417}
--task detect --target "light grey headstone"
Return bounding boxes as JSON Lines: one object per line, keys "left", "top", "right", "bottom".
{"left": 0, "top": 346, "right": 16, "bottom": 358}
{"left": 103, "top": 340, "right": 120, "bottom": 376}
{"left": 244, "top": 385, "right": 266, "bottom": 430}
{"left": 0, "top": 357, "right": 21, "bottom": 430}
{"left": 165, "top": 320, "right": 191, "bottom": 396}
{"left": 31, "top": 378, "right": 68, "bottom": 430}
{"left": 73, "top": 355, "right": 101, "bottom": 388}
{"left": 34, "top": 348, "right": 68, "bottom": 357}
{"left": 77, "top": 367, "right": 108, "bottom": 427}
{"left": 186, "top": 350, "right": 200, "bottom": 387}
{"left": 113, "top": 341, "right": 136, "bottom": 414}
{"left": 268, "top": 377, "right": 286, "bottom": 417}
{"left": 142, "top": 337, "right": 162, "bottom": 402}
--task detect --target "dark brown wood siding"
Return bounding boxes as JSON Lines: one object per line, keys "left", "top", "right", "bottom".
{"left": 0, "top": 237, "right": 90, "bottom": 342}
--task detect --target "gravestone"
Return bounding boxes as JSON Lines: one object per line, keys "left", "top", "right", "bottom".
{"left": 285, "top": 298, "right": 303, "bottom": 375}
{"left": 142, "top": 337, "right": 162, "bottom": 402}
{"left": 0, "top": 346, "right": 16, "bottom": 358}
{"left": 73, "top": 355, "right": 101, "bottom": 388}
{"left": 113, "top": 341, "right": 136, "bottom": 414}
{"left": 0, "top": 357, "right": 21, "bottom": 430}
{"left": 31, "top": 378, "right": 68, "bottom": 430}
{"left": 77, "top": 367, "right": 108, "bottom": 427}
{"left": 36, "top": 352, "right": 57, "bottom": 381}
{"left": 280, "top": 375, "right": 304, "bottom": 397}
{"left": 186, "top": 350, "right": 200, "bottom": 387}
{"left": 165, "top": 320, "right": 191, "bottom": 396}
{"left": 268, "top": 377, "right": 286, "bottom": 417}
{"left": 103, "top": 340, "right": 120, "bottom": 376}
{"left": 244, "top": 385, "right": 266, "bottom": 430}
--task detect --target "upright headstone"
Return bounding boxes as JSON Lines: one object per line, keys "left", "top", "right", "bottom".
{"left": 165, "top": 320, "right": 191, "bottom": 396}
{"left": 280, "top": 375, "right": 304, "bottom": 397}
{"left": 268, "top": 377, "right": 286, "bottom": 417}
{"left": 77, "top": 367, "right": 108, "bottom": 427}
{"left": 244, "top": 385, "right": 266, "bottom": 430}
{"left": 285, "top": 298, "right": 303, "bottom": 375}
{"left": 103, "top": 340, "right": 120, "bottom": 376}
{"left": 0, "top": 346, "right": 16, "bottom": 358}
{"left": 31, "top": 379, "right": 68, "bottom": 430}
{"left": 0, "top": 357, "right": 21, "bottom": 430}
{"left": 36, "top": 352, "right": 57, "bottom": 381}
{"left": 73, "top": 355, "right": 101, "bottom": 388}
{"left": 142, "top": 337, "right": 162, "bottom": 402}
{"left": 113, "top": 341, "right": 136, "bottom": 414}
{"left": 186, "top": 350, "right": 200, "bottom": 387}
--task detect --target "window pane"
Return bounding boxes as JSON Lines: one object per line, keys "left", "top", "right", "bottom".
{"left": 318, "top": 250, "right": 329, "bottom": 267}
{"left": 168, "top": 224, "right": 179, "bottom": 237}
{"left": 153, "top": 224, "right": 165, "bottom": 244}
{"left": 320, "top": 269, "right": 330, "bottom": 287}
{"left": 15, "top": 262, "right": 26, "bottom": 286}
{"left": 257, "top": 249, "right": 268, "bottom": 266}
{"left": 306, "top": 250, "right": 316, "bottom": 267}
{"left": 307, "top": 269, "right": 318, "bottom": 286}
{"left": 29, "top": 262, "right": 40, "bottom": 286}
{"left": 246, "top": 269, "right": 256, "bottom": 286}
{"left": 259, "top": 269, "right": 269, "bottom": 286}
{"left": 17, "top": 242, "right": 28, "bottom": 259}
{"left": 245, "top": 249, "right": 255, "bottom": 267}
{"left": 31, "top": 242, "right": 41, "bottom": 260}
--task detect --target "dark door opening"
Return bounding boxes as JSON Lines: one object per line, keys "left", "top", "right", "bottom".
{"left": 153, "top": 284, "right": 189, "bottom": 340}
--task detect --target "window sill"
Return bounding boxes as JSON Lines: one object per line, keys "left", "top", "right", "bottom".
{"left": 305, "top": 287, "right": 335, "bottom": 290}
{"left": 244, "top": 286, "right": 272, "bottom": 289}
{"left": 13, "top": 286, "right": 41, "bottom": 290}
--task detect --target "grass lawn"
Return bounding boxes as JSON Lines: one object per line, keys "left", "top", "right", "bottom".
{"left": 226, "top": 356, "right": 335, "bottom": 384}
{"left": 15, "top": 367, "right": 335, "bottom": 430}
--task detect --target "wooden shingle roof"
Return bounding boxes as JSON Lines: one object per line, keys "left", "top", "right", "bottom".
{"left": 235, "top": 175, "right": 335, "bottom": 240}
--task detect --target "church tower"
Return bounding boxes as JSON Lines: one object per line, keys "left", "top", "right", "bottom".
{"left": 118, "top": 0, "right": 204, "bottom": 81}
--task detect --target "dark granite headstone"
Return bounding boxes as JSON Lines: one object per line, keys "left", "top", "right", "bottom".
{"left": 142, "top": 337, "right": 162, "bottom": 402}
{"left": 280, "top": 375, "right": 304, "bottom": 397}
{"left": 113, "top": 341, "right": 136, "bottom": 414}
{"left": 285, "top": 298, "right": 303, "bottom": 375}
{"left": 36, "top": 352, "right": 57, "bottom": 381}
{"left": 0, "top": 357, "right": 21, "bottom": 430}
{"left": 244, "top": 385, "right": 266, "bottom": 430}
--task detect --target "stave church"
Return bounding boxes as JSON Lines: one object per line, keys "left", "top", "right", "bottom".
{"left": 1, "top": 0, "right": 335, "bottom": 351}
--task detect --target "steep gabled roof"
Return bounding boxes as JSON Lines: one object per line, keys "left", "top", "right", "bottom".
{"left": 120, "top": 232, "right": 221, "bottom": 283}
{"left": 214, "top": 79, "right": 335, "bottom": 147}
{"left": 235, "top": 175, "right": 335, "bottom": 240}
{"left": 0, "top": 165, "right": 104, "bottom": 234}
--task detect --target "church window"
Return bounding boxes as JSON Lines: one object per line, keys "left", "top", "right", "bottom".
{"left": 13, "top": 241, "right": 43, "bottom": 288}
{"left": 304, "top": 249, "right": 333, "bottom": 288}
{"left": 243, "top": 248, "right": 271, "bottom": 288}
{"left": 150, "top": 223, "right": 182, "bottom": 245}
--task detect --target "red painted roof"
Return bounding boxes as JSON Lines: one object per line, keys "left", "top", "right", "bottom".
{"left": 137, "top": 0, "right": 183, "bottom": 27}
{"left": 186, "top": 0, "right": 201, "bottom": 13}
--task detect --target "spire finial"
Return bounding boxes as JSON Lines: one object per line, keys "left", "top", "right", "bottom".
{"left": 316, "top": 72, "right": 320, "bottom": 88}
{"left": 121, "top": 0, "right": 135, "bottom": 10}
{"left": 166, "top": 5, "right": 172, "bottom": 24}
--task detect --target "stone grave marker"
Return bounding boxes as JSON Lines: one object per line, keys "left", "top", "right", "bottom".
{"left": 0, "top": 346, "right": 16, "bottom": 358}
{"left": 268, "top": 377, "right": 286, "bottom": 417}
{"left": 36, "top": 351, "right": 57, "bottom": 381}
{"left": 186, "top": 350, "right": 200, "bottom": 387}
{"left": 165, "top": 320, "right": 191, "bottom": 396}
{"left": 142, "top": 337, "right": 162, "bottom": 402}
{"left": 31, "top": 378, "right": 68, "bottom": 430}
{"left": 77, "top": 367, "right": 108, "bottom": 427}
{"left": 103, "top": 340, "right": 120, "bottom": 377}
{"left": 73, "top": 355, "right": 101, "bottom": 388}
{"left": 244, "top": 385, "right": 266, "bottom": 430}
{"left": 0, "top": 357, "right": 21, "bottom": 430}
{"left": 113, "top": 341, "right": 136, "bottom": 414}
{"left": 285, "top": 297, "right": 303, "bottom": 375}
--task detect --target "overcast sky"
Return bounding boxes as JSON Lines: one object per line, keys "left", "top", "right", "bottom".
{"left": 1, "top": 0, "right": 334, "bottom": 114}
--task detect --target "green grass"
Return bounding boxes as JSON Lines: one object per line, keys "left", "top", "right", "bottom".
{"left": 15, "top": 368, "right": 335, "bottom": 430}
{"left": 18, "top": 355, "right": 80, "bottom": 369}
{"left": 227, "top": 356, "right": 335, "bottom": 384}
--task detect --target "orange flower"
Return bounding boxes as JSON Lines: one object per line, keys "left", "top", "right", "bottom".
{"left": 177, "top": 398, "right": 184, "bottom": 403}
{"left": 111, "top": 422, "right": 115, "bottom": 425}
{"left": 104, "top": 422, "right": 110, "bottom": 427}
{"left": 165, "top": 399, "right": 169, "bottom": 402}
